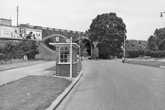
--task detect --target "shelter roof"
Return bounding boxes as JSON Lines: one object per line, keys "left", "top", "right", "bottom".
{"left": 49, "top": 42, "right": 80, "bottom": 49}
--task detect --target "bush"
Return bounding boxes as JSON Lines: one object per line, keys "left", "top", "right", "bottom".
{"left": 127, "top": 50, "right": 165, "bottom": 58}
{"left": 127, "top": 50, "right": 144, "bottom": 58}
{"left": 20, "top": 40, "right": 39, "bottom": 60}
{"left": 1, "top": 40, "right": 39, "bottom": 60}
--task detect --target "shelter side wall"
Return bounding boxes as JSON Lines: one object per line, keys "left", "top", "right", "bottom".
{"left": 72, "top": 63, "right": 78, "bottom": 77}
{"left": 56, "top": 64, "right": 77, "bottom": 78}
{"left": 56, "top": 64, "right": 70, "bottom": 77}
{"left": 73, "top": 48, "right": 78, "bottom": 62}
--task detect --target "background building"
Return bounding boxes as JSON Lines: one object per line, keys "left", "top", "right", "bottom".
{"left": 0, "top": 18, "right": 12, "bottom": 26}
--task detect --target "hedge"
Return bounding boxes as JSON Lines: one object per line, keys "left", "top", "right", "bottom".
{"left": 0, "top": 40, "right": 39, "bottom": 60}
{"left": 127, "top": 50, "right": 165, "bottom": 58}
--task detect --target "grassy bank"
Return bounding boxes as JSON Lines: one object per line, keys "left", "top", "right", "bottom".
{"left": 0, "top": 75, "right": 71, "bottom": 110}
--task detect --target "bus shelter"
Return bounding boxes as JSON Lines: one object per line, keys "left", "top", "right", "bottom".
{"left": 49, "top": 42, "right": 79, "bottom": 78}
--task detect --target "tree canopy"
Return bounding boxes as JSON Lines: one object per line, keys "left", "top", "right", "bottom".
{"left": 147, "top": 35, "right": 158, "bottom": 51}
{"left": 147, "top": 27, "right": 165, "bottom": 51}
{"left": 88, "top": 13, "right": 126, "bottom": 58}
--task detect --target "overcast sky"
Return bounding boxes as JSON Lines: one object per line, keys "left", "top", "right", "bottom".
{"left": 0, "top": 0, "right": 165, "bottom": 40}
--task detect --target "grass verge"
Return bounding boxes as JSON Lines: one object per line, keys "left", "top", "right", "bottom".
{"left": 0, "top": 75, "right": 71, "bottom": 110}
{"left": 125, "top": 60, "right": 165, "bottom": 68}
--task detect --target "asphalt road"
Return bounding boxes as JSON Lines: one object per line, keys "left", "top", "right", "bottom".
{"left": 56, "top": 60, "right": 165, "bottom": 110}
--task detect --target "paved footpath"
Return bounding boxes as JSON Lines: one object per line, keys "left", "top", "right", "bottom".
{"left": 56, "top": 60, "right": 165, "bottom": 110}
{"left": 0, "top": 61, "right": 56, "bottom": 86}
{"left": 0, "top": 60, "right": 47, "bottom": 71}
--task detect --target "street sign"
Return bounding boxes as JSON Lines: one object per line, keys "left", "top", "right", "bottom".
{"left": 56, "top": 37, "right": 59, "bottom": 42}
{"left": 66, "top": 39, "right": 70, "bottom": 43}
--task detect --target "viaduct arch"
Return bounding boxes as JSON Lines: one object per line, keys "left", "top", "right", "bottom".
{"left": 43, "top": 34, "right": 67, "bottom": 41}
{"left": 43, "top": 33, "right": 96, "bottom": 59}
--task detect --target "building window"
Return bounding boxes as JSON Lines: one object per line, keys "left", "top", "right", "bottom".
{"left": 60, "top": 47, "right": 69, "bottom": 63}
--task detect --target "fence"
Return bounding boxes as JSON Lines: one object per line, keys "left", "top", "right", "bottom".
{"left": 0, "top": 54, "right": 24, "bottom": 61}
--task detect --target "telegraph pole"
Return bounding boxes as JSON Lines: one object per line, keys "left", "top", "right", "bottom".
{"left": 17, "top": 6, "right": 19, "bottom": 27}
{"left": 70, "top": 36, "right": 72, "bottom": 78}
{"left": 124, "top": 31, "right": 126, "bottom": 59}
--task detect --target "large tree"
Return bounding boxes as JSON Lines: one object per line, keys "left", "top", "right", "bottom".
{"left": 147, "top": 35, "right": 158, "bottom": 51}
{"left": 88, "top": 13, "right": 126, "bottom": 58}
{"left": 155, "top": 28, "right": 165, "bottom": 51}
{"left": 147, "top": 27, "right": 165, "bottom": 51}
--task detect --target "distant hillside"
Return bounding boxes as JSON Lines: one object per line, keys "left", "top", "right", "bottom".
{"left": 126, "top": 40, "right": 148, "bottom": 51}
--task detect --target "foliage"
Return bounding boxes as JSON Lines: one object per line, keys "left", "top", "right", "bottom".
{"left": 127, "top": 50, "right": 165, "bottom": 58}
{"left": 83, "top": 39, "right": 91, "bottom": 56}
{"left": 88, "top": 12, "right": 126, "bottom": 58}
{"left": 19, "top": 40, "right": 39, "bottom": 59}
{"left": 147, "top": 35, "right": 158, "bottom": 51}
{"left": 2, "top": 42, "right": 22, "bottom": 54}
{"left": 147, "top": 27, "right": 165, "bottom": 51}
{"left": 1, "top": 40, "right": 39, "bottom": 60}
{"left": 127, "top": 50, "right": 144, "bottom": 58}
{"left": 125, "top": 27, "right": 165, "bottom": 58}
{"left": 146, "top": 50, "right": 165, "bottom": 58}
{"left": 145, "top": 27, "right": 165, "bottom": 58}
{"left": 126, "top": 40, "right": 147, "bottom": 51}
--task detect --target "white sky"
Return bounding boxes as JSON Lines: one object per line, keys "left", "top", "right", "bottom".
{"left": 0, "top": 0, "right": 165, "bottom": 40}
